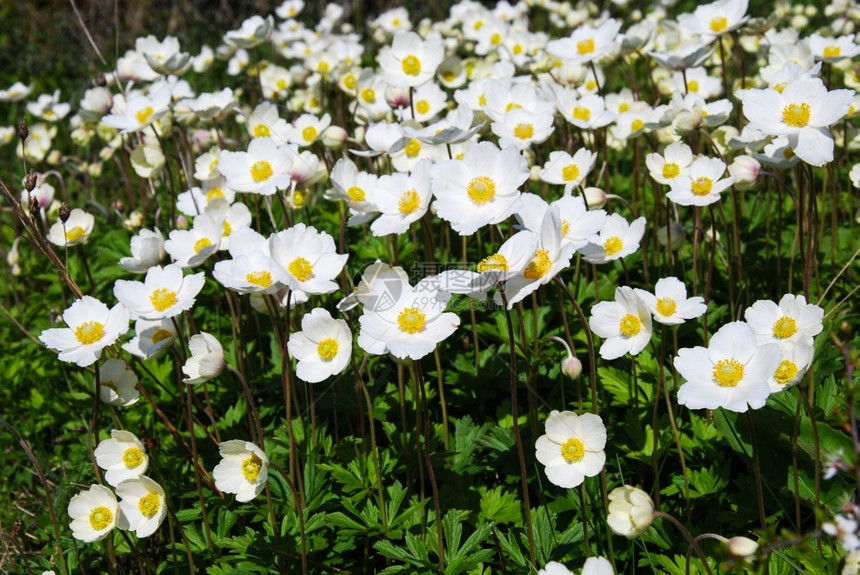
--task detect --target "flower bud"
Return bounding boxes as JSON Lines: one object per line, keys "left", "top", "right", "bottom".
{"left": 728, "top": 155, "right": 761, "bottom": 191}
{"left": 607, "top": 485, "right": 655, "bottom": 538}
{"left": 726, "top": 536, "right": 759, "bottom": 558}
{"left": 322, "top": 125, "right": 347, "bottom": 149}
{"left": 561, "top": 356, "right": 583, "bottom": 379}
{"left": 59, "top": 202, "right": 71, "bottom": 224}
{"left": 16, "top": 118, "right": 28, "bottom": 140}
{"left": 24, "top": 169, "right": 37, "bottom": 192}
{"left": 582, "top": 186, "right": 607, "bottom": 210}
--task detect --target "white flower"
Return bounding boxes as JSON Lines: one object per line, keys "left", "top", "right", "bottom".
{"left": 768, "top": 341, "right": 815, "bottom": 393}
{"left": 288, "top": 308, "right": 352, "bottom": 383}
{"left": 539, "top": 149, "right": 597, "bottom": 194}
{"left": 39, "top": 296, "right": 129, "bottom": 367}
{"left": 666, "top": 156, "right": 735, "bottom": 206}
{"left": 579, "top": 214, "right": 646, "bottom": 264}
{"left": 589, "top": 286, "right": 653, "bottom": 360}
{"left": 535, "top": 410, "right": 606, "bottom": 489}
{"left": 269, "top": 223, "right": 348, "bottom": 297}
{"left": 370, "top": 159, "right": 433, "bottom": 236}
{"left": 217, "top": 137, "right": 294, "bottom": 196}
{"left": 743, "top": 294, "right": 824, "bottom": 350}
{"left": 538, "top": 562, "right": 573, "bottom": 575}
{"left": 122, "top": 318, "right": 176, "bottom": 359}
{"left": 582, "top": 557, "right": 615, "bottom": 575}
{"left": 607, "top": 485, "right": 655, "bottom": 538}
{"left": 675, "top": 321, "right": 782, "bottom": 412}
{"left": 94, "top": 429, "right": 149, "bottom": 486}
{"left": 224, "top": 15, "right": 274, "bottom": 49}
{"left": 116, "top": 476, "right": 166, "bottom": 538}
{"left": 68, "top": 484, "right": 119, "bottom": 542}
{"left": 182, "top": 332, "right": 225, "bottom": 384}
{"left": 101, "top": 84, "right": 172, "bottom": 134}
{"left": 114, "top": 264, "right": 205, "bottom": 320}
{"left": 213, "top": 440, "right": 269, "bottom": 502}
{"left": 163, "top": 210, "right": 223, "bottom": 269}
{"left": 546, "top": 19, "right": 622, "bottom": 65}
{"left": 119, "top": 228, "right": 165, "bottom": 273}
{"left": 46, "top": 208, "right": 95, "bottom": 247}
{"left": 95, "top": 359, "right": 140, "bottom": 407}
{"left": 378, "top": 30, "right": 444, "bottom": 88}
{"left": 645, "top": 142, "right": 694, "bottom": 186}
{"left": 634, "top": 277, "right": 707, "bottom": 326}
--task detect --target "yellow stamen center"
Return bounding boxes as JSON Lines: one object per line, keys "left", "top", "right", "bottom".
{"left": 772, "top": 316, "right": 797, "bottom": 339}
{"left": 402, "top": 55, "right": 421, "bottom": 76}
{"left": 288, "top": 257, "right": 313, "bottom": 282}
{"left": 135, "top": 106, "right": 154, "bottom": 125}
{"left": 477, "top": 253, "right": 508, "bottom": 273}
{"left": 562, "top": 164, "right": 580, "bottom": 182}
{"left": 415, "top": 100, "right": 430, "bottom": 115}
{"left": 318, "top": 61, "right": 329, "bottom": 73}
{"left": 619, "top": 102, "right": 630, "bottom": 113}
{"left": 561, "top": 437, "right": 585, "bottom": 463}
{"left": 713, "top": 358, "right": 745, "bottom": 387}
{"left": 250, "top": 160, "right": 273, "bottom": 182}
{"left": 194, "top": 238, "right": 212, "bottom": 253}
{"left": 824, "top": 46, "right": 841, "bottom": 59}
{"left": 246, "top": 271, "right": 272, "bottom": 288}
{"left": 346, "top": 186, "right": 365, "bottom": 202}
{"left": 397, "top": 307, "right": 426, "bottom": 334}
{"left": 573, "top": 106, "right": 591, "bottom": 121}
{"left": 89, "top": 506, "right": 113, "bottom": 531}
{"left": 687, "top": 80, "right": 699, "bottom": 93}
{"left": 662, "top": 162, "right": 680, "bottom": 179}
{"left": 631, "top": 118, "right": 644, "bottom": 132}
{"left": 206, "top": 187, "right": 224, "bottom": 201}
{"left": 150, "top": 288, "right": 177, "bottom": 312}
{"left": 604, "top": 236, "right": 623, "bottom": 256}
{"left": 138, "top": 492, "right": 160, "bottom": 518}
{"left": 65, "top": 226, "right": 86, "bottom": 242}
{"left": 514, "top": 122, "right": 534, "bottom": 140}
{"left": 360, "top": 87, "right": 376, "bottom": 103}
{"left": 317, "top": 338, "right": 339, "bottom": 360}
{"left": 74, "top": 321, "right": 105, "bottom": 345}
{"left": 782, "top": 103, "right": 811, "bottom": 128}
{"left": 302, "top": 126, "right": 317, "bottom": 142}
{"left": 710, "top": 16, "right": 728, "bottom": 33}
{"left": 343, "top": 74, "right": 357, "bottom": 90}
{"left": 123, "top": 447, "right": 144, "bottom": 468}
{"left": 242, "top": 453, "right": 263, "bottom": 481}
{"left": 577, "top": 38, "right": 595, "bottom": 55}
{"left": 151, "top": 328, "right": 173, "bottom": 344}
{"left": 404, "top": 138, "right": 421, "bottom": 158}
{"left": 619, "top": 313, "right": 641, "bottom": 337}
{"left": 399, "top": 189, "right": 420, "bottom": 215}
{"left": 523, "top": 249, "right": 551, "bottom": 280}
{"left": 253, "top": 124, "right": 270, "bottom": 137}
{"left": 656, "top": 297, "right": 677, "bottom": 317}
{"left": 466, "top": 175, "right": 496, "bottom": 204}
{"left": 691, "top": 177, "right": 713, "bottom": 196}
{"left": 490, "top": 32, "right": 502, "bottom": 45}
{"left": 223, "top": 220, "right": 232, "bottom": 236}
{"left": 774, "top": 360, "right": 799, "bottom": 385}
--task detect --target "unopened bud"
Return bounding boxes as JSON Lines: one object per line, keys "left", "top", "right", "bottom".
{"left": 726, "top": 536, "right": 759, "bottom": 558}
{"left": 582, "top": 186, "right": 607, "bottom": 210}
{"left": 59, "top": 202, "right": 71, "bottom": 224}
{"left": 562, "top": 356, "right": 583, "bottom": 379}
{"left": 16, "top": 119, "right": 28, "bottom": 140}
{"left": 657, "top": 222, "right": 686, "bottom": 251}
{"left": 24, "top": 169, "right": 37, "bottom": 192}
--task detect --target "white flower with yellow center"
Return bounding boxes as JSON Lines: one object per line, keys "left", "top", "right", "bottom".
{"left": 286, "top": 113, "right": 331, "bottom": 147}
{"left": 288, "top": 308, "right": 353, "bottom": 383}
{"left": 122, "top": 318, "right": 176, "bottom": 360}
{"left": 370, "top": 159, "right": 432, "bottom": 236}
{"left": 767, "top": 341, "right": 814, "bottom": 394}
{"left": 213, "top": 440, "right": 269, "bottom": 502}
{"left": 607, "top": 485, "right": 655, "bottom": 538}
{"left": 378, "top": 30, "right": 444, "bottom": 88}
{"left": 546, "top": 19, "right": 622, "bottom": 65}
{"left": 645, "top": 142, "right": 694, "bottom": 186}
{"left": 176, "top": 179, "right": 238, "bottom": 217}
{"left": 101, "top": 84, "right": 172, "bottom": 134}
{"left": 579, "top": 213, "right": 646, "bottom": 264}
{"left": 269, "top": 223, "right": 348, "bottom": 298}
{"left": 213, "top": 250, "right": 289, "bottom": 295}
{"left": 116, "top": 476, "right": 166, "bottom": 538}
{"left": 119, "top": 228, "right": 165, "bottom": 274}
{"left": 666, "top": 156, "right": 735, "bottom": 207}
{"left": 357, "top": 277, "right": 460, "bottom": 360}
{"left": 163, "top": 213, "right": 222, "bottom": 268}
{"left": 806, "top": 33, "right": 860, "bottom": 64}
{"left": 47, "top": 208, "right": 95, "bottom": 248}
{"left": 491, "top": 107, "right": 555, "bottom": 150}
{"left": 395, "top": 81, "right": 448, "bottom": 123}
{"left": 113, "top": 263, "right": 205, "bottom": 320}
{"left": 247, "top": 101, "right": 290, "bottom": 142}
{"left": 224, "top": 15, "right": 273, "bottom": 49}
{"left": 94, "top": 429, "right": 149, "bottom": 486}
{"left": 39, "top": 296, "right": 129, "bottom": 367}
{"left": 675, "top": 321, "right": 781, "bottom": 412}
{"left": 68, "top": 484, "right": 119, "bottom": 543}
{"left": 744, "top": 294, "right": 824, "bottom": 350}
{"left": 555, "top": 91, "right": 617, "bottom": 130}
{"left": 535, "top": 410, "right": 606, "bottom": 489}
{"left": 95, "top": 359, "right": 140, "bottom": 407}
{"left": 539, "top": 149, "right": 597, "bottom": 195}
{"left": 217, "top": 137, "right": 294, "bottom": 196}
{"left": 431, "top": 141, "right": 528, "bottom": 235}
{"left": 740, "top": 76, "right": 854, "bottom": 166}
{"left": 324, "top": 157, "right": 380, "bottom": 226}
{"left": 634, "top": 276, "right": 707, "bottom": 326}
{"left": 182, "top": 332, "right": 225, "bottom": 384}
{"left": 678, "top": 0, "right": 749, "bottom": 38}
{"left": 589, "top": 286, "right": 653, "bottom": 360}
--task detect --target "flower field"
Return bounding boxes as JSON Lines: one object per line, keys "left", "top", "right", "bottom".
{"left": 0, "top": 0, "right": 858, "bottom": 573}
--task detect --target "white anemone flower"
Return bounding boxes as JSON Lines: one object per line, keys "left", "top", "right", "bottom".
{"left": 535, "top": 410, "right": 607, "bottom": 489}
{"left": 589, "top": 286, "right": 653, "bottom": 360}
{"left": 182, "top": 332, "right": 225, "bottom": 384}
{"left": 743, "top": 294, "right": 824, "bottom": 349}
{"left": 101, "top": 83, "right": 172, "bottom": 134}
{"left": 122, "top": 318, "right": 176, "bottom": 359}
{"left": 213, "top": 440, "right": 269, "bottom": 502}
{"left": 768, "top": 341, "right": 815, "bottom": 393}
{"left": 370, "top": 159, "right": 433, "bottom": 236}
{"left": 217, "top": 137, "right": 294, "bottom": 196}
{"left": 607, "top": 485, "right": 655, "bottom": 538}
{"left": 116, "top": 476, "right": 167, "bottom": 538}
{"left": 675, "top": 321, "right": 782, "bottom": 412}
{"left": 288, "top": 308, "right": 353, "bottom": 383}
{"left": 579, "top": 214, "right": 646, "bottom": 264}
{"left": 546, "top": 19, "right": 622, "bottom": 65}
{"left": 634, "top": 277, "right": 707, "bottom": 326}
{"left": 94, "top": 429, "right": 149, "bottom": 486}
{"left": 113, "top": 263, "right": 205, "bottom": 320}
{"left": 378, "top": 30, "right": 444, "bottom": 88}
{"left": 39, "top": 296, "right": 129, "bottom": 367}
{"left": 95, "top": 359, "right": 140, "bottom": 407}
{"left": 645, "top": 142, "right": 694, "bottom": 186}
{"left": 539, "top": 149, "right": 597, "bottom": 194}
{"left": 269, "top": 223, "right": 348, "bottom": 297}
{"left": 119, "top": 228, "right": 165, "bottom": 273}
{"left": 47, "top": 208, "right": 95, "bottom": 247}
{"left": 666, "top": 156, "right": 735, "bottom": 206}
{"left": 68, "top": 484, "right": 119, "bottom": 542}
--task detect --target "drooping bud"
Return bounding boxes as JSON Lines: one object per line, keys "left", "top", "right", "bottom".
{"left": 726, "top": 536, "right": 759, "bottom": 559}
{"left": 561, "top": 356, "right": 583, "bottom": 379}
